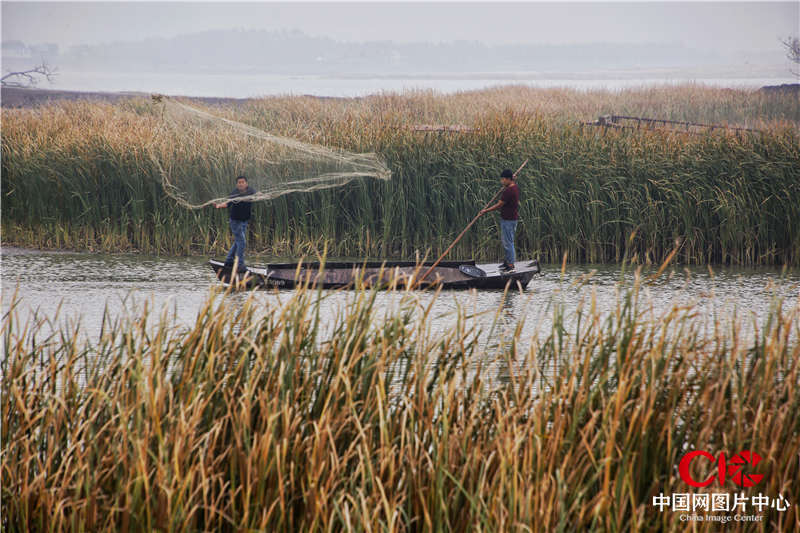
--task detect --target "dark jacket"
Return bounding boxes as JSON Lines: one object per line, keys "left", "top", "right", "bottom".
{"left": 500, "top": 183, "right": 520, "bottom": 220}
{"left": 228, "top": 186, "right": 256, "bottom": 221}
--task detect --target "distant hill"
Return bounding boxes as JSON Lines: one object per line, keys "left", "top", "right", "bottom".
{"left": 4, "top": 28, "right": 758, "bottom": 77}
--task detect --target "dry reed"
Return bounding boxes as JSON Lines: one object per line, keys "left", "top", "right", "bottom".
{"left": 2, "top": 85, "right": 799, "bottom": 264}
{"left": 2, "top": 271, "right": 799, "bottom": 531}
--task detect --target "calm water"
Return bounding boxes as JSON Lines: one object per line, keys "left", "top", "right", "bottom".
{"left": 45, "top": 71, "right": 797, "bottom": 98}
{"left": 2, "top": 248, "right": 798, "bottom": 354}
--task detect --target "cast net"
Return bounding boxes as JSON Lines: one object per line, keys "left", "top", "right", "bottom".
{"left": 149, "top": 97, "right": 391, "bottom": 209}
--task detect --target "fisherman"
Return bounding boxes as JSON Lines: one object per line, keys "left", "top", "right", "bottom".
{"left": 480, "top": 168, "right": 520, "bottom": 271}
{"left": 214, "top": 175, "right": 255, "bottom": 273}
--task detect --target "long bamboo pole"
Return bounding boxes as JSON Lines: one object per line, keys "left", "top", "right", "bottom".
{"left": 417, "top": 159, "right": 528, "bottom": 287}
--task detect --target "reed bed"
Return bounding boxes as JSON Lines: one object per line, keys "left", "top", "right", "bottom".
{"left": 2, "top": 85, "right": 799, "bottom": 264}
{"left": 3, "top": 277, "right": 799, "bottom": 532}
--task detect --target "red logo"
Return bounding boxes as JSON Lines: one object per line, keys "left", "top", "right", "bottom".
{"left": 679, "top": 450, "right": 764, "bottom": 488}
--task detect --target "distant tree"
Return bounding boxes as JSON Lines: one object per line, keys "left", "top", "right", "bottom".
{"left": 1, "top": 40, "right": 28, "bottom": 54}
{"left": 780, "top": 36, "right": 800, "bottom": 75}
{"left": 1, "top": 61, "right": 57, "bottom": 88}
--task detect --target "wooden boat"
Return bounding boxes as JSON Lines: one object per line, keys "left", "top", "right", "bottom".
{"left": 209, "top": 258, "right": 541, "bottom": 290}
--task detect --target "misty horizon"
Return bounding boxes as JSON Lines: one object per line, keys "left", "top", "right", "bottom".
{"left": 2, "top": 26, "right": 792, "bottom": 75}
{"left": 2, "top": 2, "right": 797, "bottom": 97}
{"left": 4, "top": 2, "right": 798, "bottom": 49}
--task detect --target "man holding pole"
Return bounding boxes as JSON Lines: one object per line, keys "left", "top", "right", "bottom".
{"left": 480, "top": 169, "right": 520, "bottom": 271}
{"left": 417, "top": 160, "right": 526, "bottom": 287}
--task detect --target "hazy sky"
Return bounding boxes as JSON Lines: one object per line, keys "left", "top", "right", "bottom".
{"left": 2, "top": 1, "right": 798, "bottom": 52}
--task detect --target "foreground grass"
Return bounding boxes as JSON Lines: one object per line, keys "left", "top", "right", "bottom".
{"left": 2, "top": 85, "right": 799, "bottom": 265}
{"left": 2, "top": 275, "right": 799, "bottom": 531}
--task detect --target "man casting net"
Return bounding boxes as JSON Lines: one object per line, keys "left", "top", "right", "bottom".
{"left": 150, "top": 97, "right": 391, "bottom": 209}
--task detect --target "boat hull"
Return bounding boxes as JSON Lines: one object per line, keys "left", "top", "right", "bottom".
{"left": 209, "top": 259, "right": 540, "bottom": 291}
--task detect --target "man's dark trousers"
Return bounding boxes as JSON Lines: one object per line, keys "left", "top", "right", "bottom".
{"left": 225, "top": 218, "right": 248, "bottom": 271}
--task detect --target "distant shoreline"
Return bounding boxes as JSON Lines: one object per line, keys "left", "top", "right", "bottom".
{"left": 0, "top": 86, "right": 264, "bottom": 109}
{"left": 3, "top": 83, "right": 797, "bottom": 109}
{"left": 1, "top": 86, "right": 351, "bottom": 109}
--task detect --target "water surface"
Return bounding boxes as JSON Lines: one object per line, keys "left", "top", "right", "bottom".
{"left": 43, "top": 71, "right": 797, "bottom": 98}
{"left": 3, "top": 248, "right": 797, "bottom": 355}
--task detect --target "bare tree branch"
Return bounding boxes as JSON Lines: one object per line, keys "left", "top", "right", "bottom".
{"left": 780, "top": 36, "right": 800, "bottom": 76}
{"left": 1, "top": 62, "right": 58, "bottom": 88}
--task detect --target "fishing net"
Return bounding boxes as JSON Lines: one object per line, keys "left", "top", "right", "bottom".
{"left": 149, "top": 97, "right": 391, "bottom": 209}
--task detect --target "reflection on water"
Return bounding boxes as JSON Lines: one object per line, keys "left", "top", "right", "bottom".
{"left": 2, "top": 248, "right": 798, "bottom": 353}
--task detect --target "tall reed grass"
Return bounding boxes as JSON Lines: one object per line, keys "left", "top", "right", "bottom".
{"left": 3, "top": 277, "right": 799, "bottom": 531}
{"left": 2, "top": 85, "right": 798, "bottom": 264}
